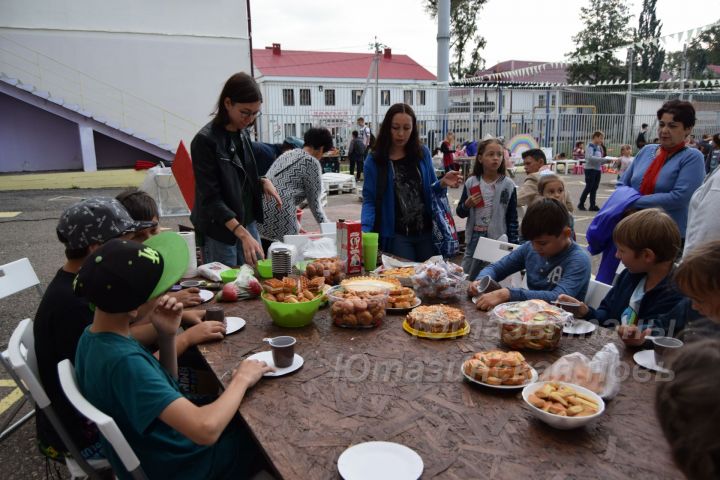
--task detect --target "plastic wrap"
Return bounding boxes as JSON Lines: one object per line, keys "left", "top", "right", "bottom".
{"left": 491, "top": 300, "right": 570, "bottom": 351}
{"left": 539, "top": 343, "right": 621, "bottom": 399}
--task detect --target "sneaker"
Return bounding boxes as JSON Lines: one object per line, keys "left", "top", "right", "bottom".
{"left": 589, "top": 205, "right": 600, "bottom": 211}
{"left": 577, "top": 204, "right": 587, "bottom": 211}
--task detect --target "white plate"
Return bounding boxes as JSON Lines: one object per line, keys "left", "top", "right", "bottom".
{"left": 563, "top": 319, "right": 596, "bottom": 335}
{"left": 461, "top": 364, "right": 538, "bottom": 390}
{"left": 386, "top": 297, "right": 422, "bottom": 313}
{"left": 198, "top": 289, "right": 214, "bottom": 303}
{"left": 225, "top": 316, "right": 246, "bottom": 335}
{"left": 338, "top": 441, "right": 423, "bottom": 480}
{"left": 633, "top": 349, "right": 670, "bottom": 373}
{"left": 246, "top": 351, "right": 304, "bottom": 377}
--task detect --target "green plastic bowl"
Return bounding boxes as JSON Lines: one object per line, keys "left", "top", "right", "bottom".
{"left": 220, "top": 269, "right": 240, "bottom": 283}
{"left": 256, "top": 259, "right": 273, "bottom": 279}
{"left": 261, "top": 292, "right": 322, "bottom": 327}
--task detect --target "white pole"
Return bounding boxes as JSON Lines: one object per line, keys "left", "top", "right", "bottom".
{"left": 436, "top": 0, "right": 451, "bottom": 123}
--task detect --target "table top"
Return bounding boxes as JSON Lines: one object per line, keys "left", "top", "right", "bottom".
{"left": 198, "top": 287, "right": 681, "bottom": 480}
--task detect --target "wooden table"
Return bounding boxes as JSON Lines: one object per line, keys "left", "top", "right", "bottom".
{"left": 198, "top": 288, "right": 681, "bottom": 479}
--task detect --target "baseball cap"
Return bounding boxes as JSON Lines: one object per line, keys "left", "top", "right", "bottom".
{"left": 73, "top": 232, "right": 189, "bottom": 313}
{"left": 57, "top": 197, "right": 157, "bottom": 250}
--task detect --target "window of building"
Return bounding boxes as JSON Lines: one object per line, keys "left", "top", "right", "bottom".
{"left": 283, "top": 89, "right": 295, "bottom": 106}
{"left": 299, "top": 89, "right": 311, "bottom": 106}
{"left": 325, "top": 89, "right": 335, "bottom": 106}
{"left": 381, "top": 90, "right": 391, "bottom": 106}
{"left": 403, "top": 90, "right": 413, "bottom": 105}
{"left": 284, "top": 123, "right": 296, "bottom": 137}
{"left": 416, "top": 90, "right": 426, "bottom": 106}
{"left": 300, "top": 123, "right": 312, "bottom": 135}
{"left": 538, "top": 94, "right": 545, "bottom": 108}
{"left": 551, "top": 94, "right": 557, "bottom": 107}
{"left": 351, "top": 89, "right": 364, "bottom": 106}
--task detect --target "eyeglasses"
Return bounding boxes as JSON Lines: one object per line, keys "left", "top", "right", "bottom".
{"left": 238, "top": 109, "right": 262, "bottom": 120}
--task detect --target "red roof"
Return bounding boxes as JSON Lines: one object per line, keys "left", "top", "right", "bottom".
{"left": 476, "top": 60, "right": 568, "bottom": 84}
{"left": 707, "top": 64, "right": 720, "bottom": 77}
{"left": 253, "top": 46, "right": 436, "bottom": 81}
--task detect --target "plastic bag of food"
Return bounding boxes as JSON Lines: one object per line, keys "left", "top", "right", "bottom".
{"left": 411, "top": 257, "right": 466, "bottom": 300}
{"left": 303, "top": 237, "right": 337, "bottom": 260}
{"left": 491, "top": 300, "right": 570, "bottom": 351}
{"left": 197, "top": 262, "right": 232, "bottom": 282}
{"left": 232, "top": 265, "right": 262, "bottom": 300}
{"left": 539, "top": 343, "right": 621, "bottom": 399}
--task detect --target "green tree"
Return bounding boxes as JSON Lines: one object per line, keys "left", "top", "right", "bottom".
{"left": 683, "top": 23, "right": 720, "bottom": 78}
{"left": 425, "top": 0, "right": 488, "bottom": 80}
{"left": 566, "top": 0, "right": 632, "bottom": 84}
{"left": 634, "top": 0, "right": 664, "bottom": 81}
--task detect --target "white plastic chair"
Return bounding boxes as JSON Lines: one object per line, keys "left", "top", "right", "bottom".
{"left": 585, "top": 279, "right": 613, "bottom": 309}
{"left": 0, "top": 258, "right": 44, "bottom": 441}
{"left": 472, "top": 237, "right": 524, "bottom": 287}
{"left": 7, "top": 319, "right": 110, "bottom": 479}
{"left": 58, "top": 360, "right": 148, "bottom": 480}
{"left": 613, "top": 261, "right": 626, "bottom": 286}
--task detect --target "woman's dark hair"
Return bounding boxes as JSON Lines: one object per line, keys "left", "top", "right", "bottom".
{"left": 212, "top": 72, "right": 262, "bottom": 128}
{"left": 472, "top": 139, "right": 506, "bottom": 177}
{"left": 303, "top": 127, "right": 334, "bottom": 152}
{"left": 116, "top": 188, "right": 159, "bottom": 222}
{"left": 711, "top": 133, "right": 720, "bottom": 147}
{"left": 657, "top": 100, "right": 696, "bottom": 129}
{"left": 575, "top": 141, "right": 584, "bottom": 148}
{"left": 656, "top": 339, "right": 720, "bottom": 480}
{"left": 521, "top": 198, "right": 569, "bottom": 240}
{"left": 373, "top": 103, "right": 421, "bottom": 164}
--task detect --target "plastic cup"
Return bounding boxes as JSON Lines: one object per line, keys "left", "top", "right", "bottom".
{"left": 362, "top": 232, "right": 379, "bottom": 271}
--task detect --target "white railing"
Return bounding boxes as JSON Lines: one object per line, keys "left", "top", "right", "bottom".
{"left": 0, "top": 34, "right": 200, "bottom": 149}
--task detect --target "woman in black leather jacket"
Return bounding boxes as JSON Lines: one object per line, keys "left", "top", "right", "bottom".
{"left": 190, "top": 72, "right": 281, "bottom": 266}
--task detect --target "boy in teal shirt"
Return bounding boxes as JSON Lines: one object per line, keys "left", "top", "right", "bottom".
{"left": 73, "top": 233, "right": 273, "bottom": 479}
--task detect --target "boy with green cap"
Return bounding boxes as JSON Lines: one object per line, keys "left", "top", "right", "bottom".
{"left": 73, "top": 233, "right": 273, "bottom": 479}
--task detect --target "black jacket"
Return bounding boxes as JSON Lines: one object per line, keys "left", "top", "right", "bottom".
{"left": 586, "top": 269, "right": 687, "bottom": 335}
{"left": 190, "top": 121, "right": 264, "bottom": 245}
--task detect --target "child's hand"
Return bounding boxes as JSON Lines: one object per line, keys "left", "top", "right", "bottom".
{"left": 475, "top": 288, "right": 510, "bottom": 311}
{"left": 151, "top": 295, "right": 183, "bottom": 338}
{"left": 171, "top": 287, "right": 202, "bottom": 307}
{"left": 556, "top": 294, "right": 589, "bottom": 318}
{"left": 231, "top": 359, "right": 275, "bottom": 388}
{"left": 465, "top": 193, "right": 483, "bottom": 208}
{"left": 181, "top": 309, "right": 205, "bottom": 327}
{"left": 617, "top": 325, "right": 652, "bottom": 347}
{"left": 183, "top": 321, "right": 226, "bottom": 346}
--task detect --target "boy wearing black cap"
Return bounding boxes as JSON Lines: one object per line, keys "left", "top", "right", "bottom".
{"left": 34, "top": 198, "right": 225, "bottom": 463}
{"left": 74, "top": 233, "right": 273, "bottom": 479}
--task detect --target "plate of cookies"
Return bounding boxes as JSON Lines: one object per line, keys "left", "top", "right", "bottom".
{"left": 461, "top": 350, "right": 538, "bottom": 390}
{"left": 402, "top": 305, "right": 469, "bottom": 338}
{"left": 386, "top": 286, "right": 421, "bottom": 313}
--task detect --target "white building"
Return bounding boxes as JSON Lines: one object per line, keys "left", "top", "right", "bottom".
{"left": 252, "top": 44, "right": 437, "bottom": 147}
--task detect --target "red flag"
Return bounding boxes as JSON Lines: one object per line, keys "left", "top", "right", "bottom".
{"left": 171, "top": 140, "right": 195, "bottom": 211}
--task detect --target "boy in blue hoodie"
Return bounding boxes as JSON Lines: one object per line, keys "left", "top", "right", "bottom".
{"left": 472, "top": 198, "right": 591, "bottom": 310}
{"left": 559, "top": 209, "right": 687, "bottom": 346}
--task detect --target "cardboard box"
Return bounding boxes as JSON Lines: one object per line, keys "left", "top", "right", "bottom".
{"left": 337, "top": 220, "right": 362, "bottom": 275}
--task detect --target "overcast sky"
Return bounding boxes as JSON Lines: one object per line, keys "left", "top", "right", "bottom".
{"left": 250, "top": 0, "right": 716, "bottom": 76}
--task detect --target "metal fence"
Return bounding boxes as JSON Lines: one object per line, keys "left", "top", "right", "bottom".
{"left": 257, "top": 82, "right": 720, "bottom": 157}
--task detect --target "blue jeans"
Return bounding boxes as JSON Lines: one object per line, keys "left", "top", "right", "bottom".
{"left": 462, "top": 230, "right": 488, "bottom": 280}
{"left": 391, "top": 232, "right": 436, "bottom": 262}
{"left": 203, "top": 222, "right": 261, "bottom": 266}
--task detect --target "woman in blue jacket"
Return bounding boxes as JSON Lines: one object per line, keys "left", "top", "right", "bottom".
{"left": 618, "top": 100, "right": 705, "bottom": 239}
{"left": 361, "top": 103, "right": 462, "bottom": 261}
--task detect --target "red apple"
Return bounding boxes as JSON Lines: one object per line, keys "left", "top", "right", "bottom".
{"left": 221, "top": 283, "right": 239, "bottom": 302}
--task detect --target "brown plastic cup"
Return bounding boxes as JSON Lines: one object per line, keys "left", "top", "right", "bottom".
{"left": 204, "top": 306, "right": 225, "bottom": 326}
{"left": 269, "top": 336, "right": 296, "bottom": 368}
{"left": 553, "top": 301, "right": 583, "bottom": 317}
{"left": 653, "top": 337, "right": 683, "bottom": 367}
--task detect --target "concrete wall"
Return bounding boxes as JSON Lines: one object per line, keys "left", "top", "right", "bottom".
{"left": 0, "top": 92, "right": 82, "bottom": 171}
{"left": 0, "top": 0, "right": 252, "bottom": 148}
{"left": 93, "top": 132, "right": 166, "bottom": 169}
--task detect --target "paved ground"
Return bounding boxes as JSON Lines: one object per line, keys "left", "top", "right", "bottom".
{"left": 0, "top": 170, "right": 616, "bottom": 478}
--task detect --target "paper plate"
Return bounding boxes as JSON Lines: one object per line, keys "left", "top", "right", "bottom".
{"left": 633, "top": 349, "right": 670, "bottom": 374}
{"left": 225, "top": 317, "right": 246, "bottom": 335}
{"left": 461, "top": 364, "right": 538, "bottom": 390}
{"left": 563, "top": 319, "right": 596, "bottom": 335}
{"left": 198, "top": 289, "right": 214, "bottom": 303}
{"left": 338, "top": 441, "right": 423, "bottom": 480}
{"left": 402, "top": 319, "right": 470, "bottom": 339}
